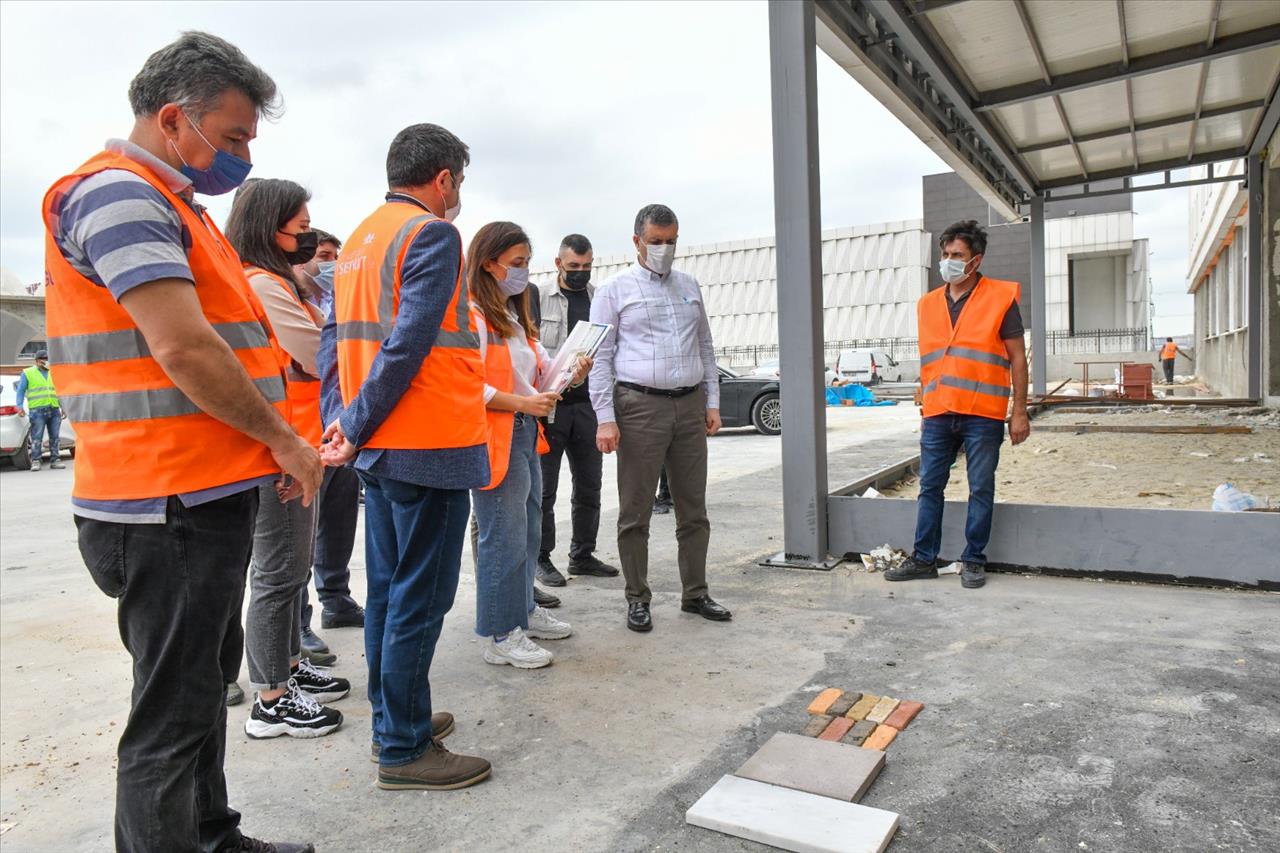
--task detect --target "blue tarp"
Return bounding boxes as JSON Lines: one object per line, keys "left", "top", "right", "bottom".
{"left": 825, "top": 384, "right": 897, "bottom": 407}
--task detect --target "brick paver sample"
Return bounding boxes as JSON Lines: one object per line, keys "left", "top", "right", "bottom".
{"left": 817, "top": 717, "right": 854, "bottom": 742}
{"left": 827, "top": 692, "right": 860, "bottom": 717}
{"left": 807, "top": 688, "right": 843, "bottom": 715}
{"left": 801, "top": 714, "right": 833, "bottom": 737}
{"left": 884, "top": 700, "right": 924, "bottom": 731}
{"left": 863, "top": 724, "right": 899, "bottom": 751}
{"left": 846, "top": 694, "right": 880, "bottom": 720}
{"left": 841, "top": 719, "right": 878, "bottom": 746}
{"left": 866, "top": 697, "right": 900, "bottom": 724}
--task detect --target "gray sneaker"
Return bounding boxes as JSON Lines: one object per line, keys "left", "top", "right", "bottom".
{"left": 30, "top": 461, "right": 40, "bottom": 472}
{"left": 226, "top": 682, "right": 245, "bottom": 706}
{"left": 960, "top": 562, "right": 987, "bottom": 589}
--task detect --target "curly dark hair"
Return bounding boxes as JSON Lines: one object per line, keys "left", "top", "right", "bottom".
{"left": 939, "top": 219, "right": 988, "bottom": 256}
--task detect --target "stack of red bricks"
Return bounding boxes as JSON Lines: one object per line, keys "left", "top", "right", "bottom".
{"left": 801, "top": 688, "right": 924, "bottom": 750}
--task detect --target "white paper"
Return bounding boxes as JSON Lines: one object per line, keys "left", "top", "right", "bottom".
{"left": 538, "top": 321, "right": 611, "bottom": 395}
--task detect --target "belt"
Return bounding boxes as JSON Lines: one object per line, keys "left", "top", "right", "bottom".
{"left": 618, "top": 381, "right": 698, "bottom": 398}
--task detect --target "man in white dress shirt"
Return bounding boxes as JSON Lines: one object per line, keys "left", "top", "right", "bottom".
{"left": 590, "top": 204, "right": 732, "bottom": 633}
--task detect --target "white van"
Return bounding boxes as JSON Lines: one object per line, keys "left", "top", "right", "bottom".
{"left": 832, "top": 349, "right": 902, "bottom": 385}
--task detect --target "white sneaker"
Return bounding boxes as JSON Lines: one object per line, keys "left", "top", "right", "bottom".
{"left": 526, "top": 606, "right": 573, "bottom": 640}
{"left": 482, "top": 628, "right": 553, "bottom": 669}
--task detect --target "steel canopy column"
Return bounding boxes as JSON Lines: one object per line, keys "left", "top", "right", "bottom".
{"left": 1029, "top": 195, "right": 1048, "bottom": 395}
{"left": 767, "top": 0, "right": 829, "bottom": 566}
{"left": 1247, "top": 153, "right": 1263, "bottom": 400}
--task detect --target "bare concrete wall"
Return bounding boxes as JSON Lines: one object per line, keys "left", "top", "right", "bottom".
{"left": 1268, "top": 151, "right": 1280, "bottom": 402}
{"left": 1197, "top": 330, "right": 1250, "bottom": 398}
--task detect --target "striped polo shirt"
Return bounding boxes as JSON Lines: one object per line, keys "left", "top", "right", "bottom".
{"left": 53, "top": 139, "right": 274, "bottom": 524}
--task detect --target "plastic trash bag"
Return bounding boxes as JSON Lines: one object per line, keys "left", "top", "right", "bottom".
{"left": 1212, "top": 483, "right": 1257, "bottom": 512}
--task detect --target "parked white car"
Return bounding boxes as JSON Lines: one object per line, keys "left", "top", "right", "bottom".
{"left": 0, "top": 375, "right": 76, "bottom": 468}
{"left": 832, "top": 349, "right": 903, "bottom": 385}
{"left": 749, "top": 358, "right": 839, "bottom": 386}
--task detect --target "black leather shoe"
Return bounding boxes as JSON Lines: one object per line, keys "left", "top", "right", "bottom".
{"left": 219, "top": 836, "right": 315, "bottom": 853}
{"left": 533, "top": 585, "right": 561, "bottom": 609}
{"left": 960, "top": 562, "right": 987, "bottom": 589}
{"left": 652, "top": 499, "right": 673, "bottom": 515}
{"left": 536, "top": 554, "right": 567, "bottom": 587}
{"left": 321, "top": 605, "right": 365, "bottom": 629}
{"left": 300, "top": 625, "right": 330, "bottom": 653}
{"left": 681, "top": 595, "right": 732, "bottom": 621}
{"left": 627, "top": 601, "right": 653, "bottom": 633}
{"left": 884, "top": 556, "right": 939, "bottom": 582}
{"left": 568, "top": 555, "right": 620, "bottom": 577}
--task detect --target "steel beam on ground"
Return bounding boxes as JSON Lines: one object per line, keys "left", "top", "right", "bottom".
{"left": 975, "top": 24, "right": 1280, "bottom": 112}
{"left": 766, "top": 0, "right": 833, "bottom": 569}
{"left": 1247, "top": 154, "right": 1263, "bottom": 400}
{"left": 1029, "top": 195, "right": 1047, "bottom": 396}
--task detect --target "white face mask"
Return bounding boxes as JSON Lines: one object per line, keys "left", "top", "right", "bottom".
{"left": 939, "top": 257, "right": 971, "bottom": 284}
{"left": 445, "top": 198, "right": 461, "bottom": 223}
{"left": 496, "top": 263, "right": 529, "bottom": 296}
{"left": 643, "top": 243, "right": 676, "bottom": 276}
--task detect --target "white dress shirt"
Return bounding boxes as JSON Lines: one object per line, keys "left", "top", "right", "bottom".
{"left": 476, "top": 311, "right": 551, "bottom": 402}
{"left": 588, "top": 261, "right": 719, "bottom": 424}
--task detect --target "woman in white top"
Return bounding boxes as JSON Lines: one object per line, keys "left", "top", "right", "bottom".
{"left": 468, "top": 222, "right": 588, "bottom": 669}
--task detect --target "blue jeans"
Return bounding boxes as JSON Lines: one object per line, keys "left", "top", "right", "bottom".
{"left": 913, "top": 414, "right": 1005, "bottom": 566}
{"left": 472, "top": 413, "right": 541, "bottom": 638}
{"left": 28, "top": 407, "right": 61, "bottom": 462}
{"left": 360, "top": 472, "right": 468, "bottom": 767}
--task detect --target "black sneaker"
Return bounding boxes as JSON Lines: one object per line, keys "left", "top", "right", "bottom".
{"left": 321, "top": 605, "right": 365, "bottom": 629}
{"left": 536, "top": 554, "right": 567, "bottom": 587}
{"left": 219, "top": 836, "right": 315, "bottom": 853}
{"left": 652, "top": 498, "right": 673, "bottom": 515}
{"left": 533, "top": 585, "right": 561, "bottom": 609}
{"left": 961, "top": 562, "right": 987, "bottom": 589}
{"left": 244, "top": 681, "right": 343, "bottom": 739}
{"left": 883, "top": 556, "right": 939, "bottom": 582}
{"left": 568, "top": 554, "right": 620, "bottom": 577}
{"left": 292, "top": 659, "right": 350, "bottom": 702}
{"left": 300, "top": 625, "right": 330, "bottom": 653}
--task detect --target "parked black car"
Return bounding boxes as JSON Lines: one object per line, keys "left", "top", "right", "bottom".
{"left": 717, "top": 365, "right": 781, "bottom": 435}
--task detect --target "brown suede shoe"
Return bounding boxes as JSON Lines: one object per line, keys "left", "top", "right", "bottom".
{"left": 376, "top": 738, "right": 491, "bottom": 791}
{"left": 370, "top": 712, "right": 456, "bottom": 763}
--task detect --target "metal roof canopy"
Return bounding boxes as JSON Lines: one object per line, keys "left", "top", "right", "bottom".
{"left": 815, "top": 0, "right": 1280, "bottom": 217}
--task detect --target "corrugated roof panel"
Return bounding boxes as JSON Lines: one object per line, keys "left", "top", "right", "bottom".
{"left": 1202, "top": 47, "right": 1280, "bottom": 105}
{"left": 1122, "top": 0, "right": 1222, "bottom": 56}
{"left": 1206, "top": 0, "right": 1280, "bottom": 41}
{"left": 1078, "top": 135, "right": 1137, "bottom": 174}
{"left": 992, "top": 98, "right": 1067, "bottom": 149}
{"left": 1134, "top": 120, "right": 1197, "bottom": 162}
{"left": 1022, "top": 0, "right": 1123, "bottom": 77}
{"left": 1193, "top": 110, "right": 1253, "bottom": 154}
{"left": 1022, "top": 145, "right": 1089, "bottom": 182}
{"left": 923, "top": 2, "right": 1045, "bottom": 91}
{"left": 1058, "top": 80, "right": 1131, "bottom": 135}
{"left": 1128, "top": 64, "right": 1203, "bottom": 122}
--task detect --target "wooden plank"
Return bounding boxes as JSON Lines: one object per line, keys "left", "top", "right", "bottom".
{"left": 1033, "top": 424, "right": 1252, "bottom": 435}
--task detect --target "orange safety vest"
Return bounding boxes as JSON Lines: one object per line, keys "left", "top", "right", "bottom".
{"left": 244, "top": 266, "right": 324, "bottom": 448}
{"left": 334, "top": 201, "right": 486, "bottom": 451}
{"left": 42, "top": 150, "right": 287, "bottom": 502}
{"left": 480, "top": 326, "right": 550, "bottom": 491}
{"left": 1160, "top": 342, "right": 1178, "bottom": 360}
{"left": 918, "top": 277, "right": 1020, "bottom": 421}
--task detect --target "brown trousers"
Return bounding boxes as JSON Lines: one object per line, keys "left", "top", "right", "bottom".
{"left": 614, "top": 384, "right": 710, "bottom": 604}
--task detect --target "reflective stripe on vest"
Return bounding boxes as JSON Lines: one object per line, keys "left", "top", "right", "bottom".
{"left": 917, "top": 277, "right": 1019, "bottom": 420}
{"left": 335, "top": 201, "right": 486, "bottom": 451}
{"left": 22, "top": 367, "right": 59, "bottom": 409}
{"left": 42, "top": 150, "right": 285, "bottom": 502}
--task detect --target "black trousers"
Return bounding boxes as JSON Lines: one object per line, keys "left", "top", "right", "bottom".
{"left": 1162, "top": 358, "right": 1175, "bottom": 384}
{"left": 301, "top": 464, "right": 361, "bottom": 626}
{"left": 76, "top": 490, "right": 258, "bottom": 853}
{"left": 539, "top": 401, "right": 603, "bottom": 562}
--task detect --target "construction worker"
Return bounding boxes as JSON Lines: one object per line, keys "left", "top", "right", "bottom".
{"left": 887, "top": 220, "right": 1030, "bottom": 591}
{"left": 319, "top": 122, "right": 492, "bottom": 791}
{"left": 41, "top": 32, "right": 321, "bottom": 853}
{"left": 15, "top": 349, "right": 64, "bottom": 470}
{"left": 1159, "top": 337, "right": 1187, "bottom": 384}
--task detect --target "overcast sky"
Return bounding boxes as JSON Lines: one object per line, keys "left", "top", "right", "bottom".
{"left": 0, "top": 0, "right": 1192, "bottom": 335}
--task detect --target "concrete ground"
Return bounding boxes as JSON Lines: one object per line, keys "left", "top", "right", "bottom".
{"left": 2, "top": 404, "right": 1277, "bottom": 852}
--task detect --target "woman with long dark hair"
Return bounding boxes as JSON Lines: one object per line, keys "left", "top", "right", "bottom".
{"left": 226, "top": 178, "right": 348, "bottom": 737}
{"left": 468, "top": 222, "right": 589, "bottom": 669}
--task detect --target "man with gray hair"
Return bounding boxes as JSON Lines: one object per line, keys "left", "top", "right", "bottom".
{"left": 590, "top": 204, "right": 732, "bottom": 633}
{"left": 42, "top": 32, "right": 320, "bottom": 853}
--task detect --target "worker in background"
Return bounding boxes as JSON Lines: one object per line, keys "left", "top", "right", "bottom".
{"left": 887, "top": 219, "right": 1029, "bottom": 591}
{"left": 319, "top": 122, "right": 492, "bottom": 792}
{"left": 534, "top": 233, "right": 620, "bottom": 588}
{"left": 1159, "top": 337, "right": 1188, "bottom": 384}
{"left": 41, "top": 32, "right": 321, "bottom": 853}
{"left": 16, "top": 349, "right": 65, "bottom": 471}
{"left": 590, "top": 204, "right": 731, "bottom": 633}
{"left": 226, "top": 178, "right": 350, "bottom": 739}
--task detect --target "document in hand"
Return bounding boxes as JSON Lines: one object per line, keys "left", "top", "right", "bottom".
{"left": 538, "top": 321, "right": 612, "bottom": 395}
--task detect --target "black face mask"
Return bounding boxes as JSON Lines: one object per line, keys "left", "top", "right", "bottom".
{"left": 281, "top": 230, "right": 318, "bottom": 265}
{"left": 562, "top": 270, "right": 591, "bottom": 291}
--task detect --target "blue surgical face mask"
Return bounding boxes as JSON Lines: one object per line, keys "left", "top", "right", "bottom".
{"left": 170, "top": 113, "right": 253, "bottom": 195}
{"left": 314, "top": 260, "right": 336, "bottom": 293}
{"left": 939, "top": 257, "right": 970, "bottom": 284}
{"left": 497, "top": 263, "right": 529, "bottom": 297}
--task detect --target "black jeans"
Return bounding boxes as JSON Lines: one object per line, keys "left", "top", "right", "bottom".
{"left": 76, "top": 490, "right": 258, "bottom": 853}
{"left": 301, "top": 464, "right": 361, "bottom": 627}
{"left": 539, "top": 401, "right": 603, "bottom": 562}
{"left": 1162, "top": 358, "right": 1175, "bottom": 384}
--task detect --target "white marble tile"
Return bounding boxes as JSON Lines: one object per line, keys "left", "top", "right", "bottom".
{"left": 686, "top": 775, "right": 899, "bottom": 853}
